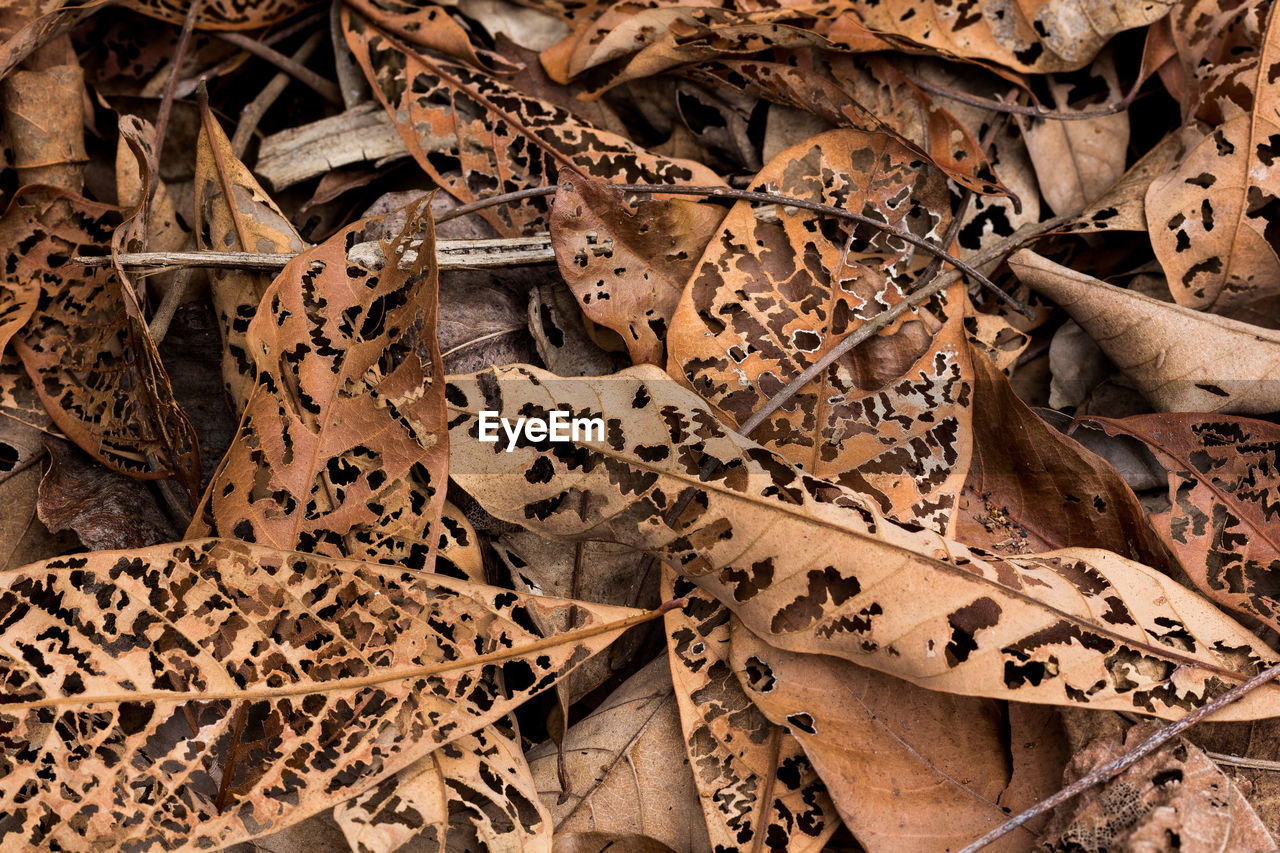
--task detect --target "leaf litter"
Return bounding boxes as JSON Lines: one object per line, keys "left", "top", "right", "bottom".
{"left": 4, "top": 0, "right": 1280, "bottom": 851}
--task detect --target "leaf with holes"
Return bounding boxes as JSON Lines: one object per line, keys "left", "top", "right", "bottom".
{"left": 446, "top": 363, "right": 1280, "bottom": 719}
{"left": 667, "top": 128, "right": 974, "bottom": 536}
{"left": 343, "top": 9, "right": 722, "bottom": 235}
{"left": 191, "top": 200, "right": 447, "bottom": 570}
{"left": 120, "top": 0, "right": 319, "bottom": 30}
{"left": 550, "top": 173, "right": 724, "bottom": 366}
{"left": 0, "top": 538, "right": 648, "bottom": 851}
{"left": 195, "top": 97, "right": 306, "bottom": 415}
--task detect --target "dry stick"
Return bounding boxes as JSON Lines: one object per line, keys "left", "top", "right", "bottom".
{"left": 231, "top": 30, "right": 327, "bottom": 157}
{"left": 146, "top": 0, "right": 204, "bottom": 247}
{"left": 905, "top": 71, "right": 1144, "bottom": 120}
{"left": 148, "top": 266, "right": 194, "bottom": 343}
{"left": 214, "top": 31, "right": 343, "bottom": 104}
{"left": 435, "top": 183, "right": 1033, "bottom": 317}
{"left": 957, "top": 658, "right": 1280, "bottom": 853}
{"left": 170, "top": 10, "right": 328, "bottom": 100}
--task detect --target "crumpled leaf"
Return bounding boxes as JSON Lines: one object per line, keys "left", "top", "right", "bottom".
{"left": 1009, "top": 249, "right": 1280, "bottom": 414}
{"left": 194, "top": 201, "right": 448, "bottom": 569}
{"left": 344, "top": 9, "right": 722, "bottom": 235}
{"left": 1078, "top": 413, "right": 1280, "bottom": 636}
{"left": 0, "top": 538, "right": 647, "bottom": 852}
{"left": 551, "top": 174, "right": 724, "bottom": 366}
{"left": 527, "top": 655, "right": 712, "bottom": 853}
{"left": 663, "top": 574, "right": 837, "bottom": 853}
{"left": 668, "top": 127, "right": 974, "bottom": 537}
{"left": 528, "top": 281, "right": 628, "bottom": 377}
{"left": 334, "top": 725, "right": 553, "bottom": 853}
{"left": 195, "top": 97, "right": 306, "bottom": 415}
{"left": 1040, "top": 721, "right": 1274, "bottom": 852}
{"left": 446, "top": 364, "right": 1280, "bottom": 719}
{"left": 1146, "top": 0, "right": 1280, "bottom": 326}
{"left": 1, "top": 61, "right": 86, "bottom": 191}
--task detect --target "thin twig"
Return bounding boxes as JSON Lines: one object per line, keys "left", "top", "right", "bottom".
{"left": 214, "top": 31, "right": 343, "bottom": 104}
{"left": 147, "top": 0, "right": 204, "bottom": 248}
{"left": 436, "top": 183, "right": 1033, "bottom": 317}
{"left": 170, "top": 10, "right": 328, "bottom": 100}
{"left": 904, "top": 71, "right": 1144, "bottom": 121}
{"left": 957, "top": 659, "right": 1280, "bottom": 853}
{"left": 232, "top": 30, "right": 327, "bottom": 157}
{"left": 148, "top": 266, "right": 195, "bottom": 343}
{"left": 1206, "top": 751, "right": 1280, "bottom": 773}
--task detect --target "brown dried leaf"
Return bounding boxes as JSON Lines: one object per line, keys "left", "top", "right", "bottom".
{"left": 729, "top": 622, "right": 1048, "bottom": 853}
{"left": 37, "top": 437, "right": 177, "bottom": 550}
{"left": 1060, "top": 130, "right": 1181, "bottom": 235}
{"left": 553, "top": 833, "right": 679, "bottom": 853}
{"left": 667, "top": 128, "right": 974, "bottom": 536}
{"left": 1078, "top": 414, "right": 1280, "bottom": 636}
{"left": 334, "top": 725, "right": 552, "bottom": 853}
{"left": 0, "top": 538, "right": 646, "bottom": 851}
{"left": 551, "top": 175, "right": 724, "bottom": 366}
{"left": 194, "top": 200, "right": 447, "bottom": 570}
{"left": 194, "top": 99, "right": 306, "bottom": 416}
{"left": 343, "top": 9, "right": 722, "bottom": 235}
{"left": 120, "top": 0, "right": 318, "bottom": 30}
{"left": 527, "top": 655, "right": 712, "bottom": 853}
{"left": 663, "top": 574, "right": 837, "bottom": 853}
{"left": 1146, "top": 0, "right": 1280, "bottom": 326}
{"left": 1040, "top": 722, "right": 1274, "bottom": 852}
{"left": 528, "top": 281, "right": 628, "bottom": 377}
{"left": 1009, "top": 249, "right": 1280, "bottom": 414}
{"left": 446, "top": 365, "right": 1280, "bottom": 719}
{"left": 1, "top": 62, "right": 86, "bottom": 192}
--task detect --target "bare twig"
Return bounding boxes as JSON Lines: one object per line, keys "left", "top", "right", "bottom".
{"left": 231, "top": 30, "right": 327, "bottom": 157}
{"left": 904, "top": 71, "right": 1144, "bottom": 120}
{"left": 436, "top": 183, "right": 1033, "bottom": 317}
{"left": 1206, "top": 751, "right": 1280, "bottom": 772}
{"left": 957, "top": 659, "right": 1280, "bottom": 853}
{"left": 214, "top": 31, "right": 343, "bottom": 104}
{"left": 148, "top": 267, "right": 195, "bottom": 343}
{"left": 147, "top": 0, "right": 204, "bottom": 248}
{"left": 170, "top": 10, "right": 328, "bottom": 100}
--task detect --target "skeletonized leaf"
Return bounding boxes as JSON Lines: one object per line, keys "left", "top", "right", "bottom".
{"left": 446, "top": 364, "right": 1280, "bottom": 719}
{"left": 344, "top": 11, "right": 722, "bottom": 235}
{"left": 1079, "top": 414, "right": 1280, "bottom": 636}
{"left": 729, "top": 622, "right": 1047, "bottom": 852}
{"left": 550, "top": 174, "right": 724, "bottom": 366}
{"left": 663, "top": 572, "right": 836, "bottom": 853}
{"left": 195, "top": 98, "right": 306, "bottom": 415}
{"left": 194, "top": 201, "right": 448, "bottom": 569}
{"left": 334, "top": 725, "right": 552, "bottom": 853}
{"left": 667, "top": 128, "right": 974, "bottom": 536}
{"left": 0, "top": 538, "right": 648, "bottom": 851}
{"left": 1146, "top": 0, "right": 1280, "bottom": 325}
{"left": 1008, "top": 249, "right": 1280, "bottom": 414}
{"left": 527, "top": 656, "right": 713, "bottom": 853}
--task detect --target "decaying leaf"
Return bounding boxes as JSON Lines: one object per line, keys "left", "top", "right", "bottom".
{"left": 527, "top": 656, "right": 712, "bottom": 853}
{"left": 446, "top": 364, "right": 1280, "bottom": 719}
{"left": 1040, "top": 722, "right": 1274, "bottom": 852}
{"left": 1009, "top": 249, "right": 1280, "bottom": 414}
{"left": 1079, "top": 413, "right": 1280, "bottom": 636}
{"left": 664, "top": 573, "right": 836, "bottom": 853}
{"left": 195, "top": 201, "right": 448, "bottom": 569}
{"left": 0, "top": 538, "right": 647, "bottom": 851}
{"left": 334, "top": 725, "right": 553, "bottom": 853}
{"left": 120, "top": 0, "right": 318, "bottom": 30}
{"left": 668, "top": 127, "right": 973, "bottom": 536}
{"left": 551, "top": 174, "right": 724, "bottom": 366}
{"left": 528, "top": 281, "right": 627, "bottom": 377}
{"left": 1, "top": 61, "right": 86, "bottom": 191}
{"left": 194, "top": 97, "right": 306, "bottom": 415}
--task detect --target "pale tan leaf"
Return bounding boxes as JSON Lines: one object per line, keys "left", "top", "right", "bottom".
{"left": 446, "top": 364, "right": 1280, "bottom": 719}
{"left": 0, "top": 538, "right": 648, "bottom": 851}
{"left": 1008, "top": 249, "right": 1280, "bottom": 414}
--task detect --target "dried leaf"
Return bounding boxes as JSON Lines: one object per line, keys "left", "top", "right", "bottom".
{"left": 1009, "top": 249, "right": 1280, "bottom": 414}
{"left": 527, "top": 656, "right": 712, "bottom": 853}
{"left": 528, "top": 281, "right": 628, "bottom": 377}
{"left": 1146, "top": 0, "right": 1280, "bottom": 326}
{"left": 552, "top": 833, "right": 679, "bottom": 853}
{"left": 1, "top": 62, "right": 86, "bottom": 191}
{"left": 667, "top": 128, "right": 973, "bottom": 536}
{"left": 334, "top": 725, "right": 552, "bottom": 853}
{"left": 120, "top": 0, "right": 318, "bottom": 30}
{"left": 1078, "top": 414, "right": 1280, "bottom": 636}
{"left": 0, "top": 538, "right": 646, "bottom": 851}
{"left": 194, "top": 98, "right": 306, "bottom": 415}
{"left": 344, "top": 9, "right": 723, "bottom": 235}
{"left": 446, "top": 364, "right": 1280, "bottom": 719}
{"left": 1040, "top": 722, "right": 1274, "bottom": 852}
{"left": 1060, "top": 130, "right": 1181, "bottom": 235}
{"left": 663, "top": 574, "right": 837, "bottom": 853}
{"left": 551, "top": 175, "right": 723, "bottom": 366}
{"left": 195, "top": 201, "right": 448, "bottom": 569}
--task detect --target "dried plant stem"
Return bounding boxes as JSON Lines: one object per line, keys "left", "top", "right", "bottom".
{"left": 1206, "top": 751, "right": 1280, "bottom": 772}
{"left": 231, "top": 31, "right": 327, "bottom": 157}
{"left": 148, "top": 266, "right": 195, "bottom": 343}
{"left": 214, "top": 31, "right": 343, "bottom": 104}
{"left": 957, "top": 659, "right": 1280, "bottom": 853}
{"left": 436, "top": 183, "right": 1033, "bottom": 316}
{"left": 905, "top": 71, "right": 1144, "bottom": 120}
{"left": 147, "top": 0, "right": 204, "bottom": 247}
